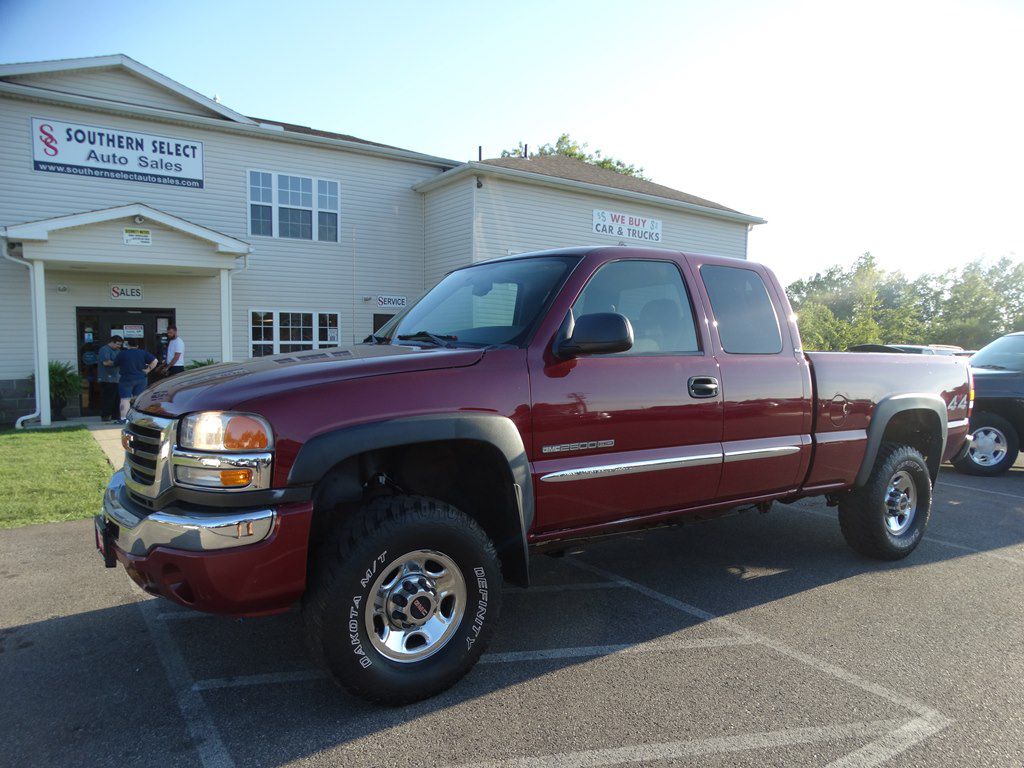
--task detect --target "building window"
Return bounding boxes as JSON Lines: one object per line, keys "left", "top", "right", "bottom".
{"left": 279, "top": 207, "right": 312, "bottom": 240}
{"left": 250, "top": 311, "right": 274, "bottom": 356}
{"left": 247, "top": 170, "right": 339, "bottom": 242}
{"left": 249, "top": 310, "right": 341, "bottom": 356}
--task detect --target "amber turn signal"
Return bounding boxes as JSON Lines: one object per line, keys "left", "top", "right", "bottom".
{"left": 219, "top": 469, "right": 253, "bottom": 487}
{"left": 223, "top": 415, "right": 270, "bottom": 450}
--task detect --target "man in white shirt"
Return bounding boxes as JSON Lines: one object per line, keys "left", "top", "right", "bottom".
{"left": 165, "top": 326, "right": 185, "bottom": 375}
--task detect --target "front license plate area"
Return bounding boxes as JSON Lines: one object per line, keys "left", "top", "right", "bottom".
{"left": 95, "top": 517, "right": 118, "bottom": 568}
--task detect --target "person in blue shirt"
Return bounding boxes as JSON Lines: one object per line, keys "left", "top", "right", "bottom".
{"left": 114, "top": 338, "right": 157, "bottom": 423}
{"left": 97, "top": 334, "right": 124, "bottom": 422}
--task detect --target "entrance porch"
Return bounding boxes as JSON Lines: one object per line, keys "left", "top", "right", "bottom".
{"left": 1, "top": 203, "right": 251, "bottom": 425}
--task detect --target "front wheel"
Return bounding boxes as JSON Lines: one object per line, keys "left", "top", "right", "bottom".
{"left": 953, "top": 412, "right": 1019, "bottom": 476}
{"left": 838, "top": 443, "right": 932, "bottom": 560}
{"left": 303, "top": 495, "right": 502, "bottom": 705}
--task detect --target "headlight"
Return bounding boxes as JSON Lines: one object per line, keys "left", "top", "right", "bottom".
{"left": 179, "top": 412, "right": 273, "bottom": 452}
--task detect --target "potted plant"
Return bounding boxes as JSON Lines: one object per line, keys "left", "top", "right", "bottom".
{"left": 28, "top": 361, "right": 84, "bottom": 421}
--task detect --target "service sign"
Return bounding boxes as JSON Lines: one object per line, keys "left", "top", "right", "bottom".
{"left": 110, "top": 283, "right": 144, "bottom": 301}
{"left": 593, "top": 209, "right": 663, "bottom": 242}
{"left": 376, "top": 295, "right": 407, "bottom": 310}
{"left": 123, "top": 228, "right": 152, "bottom": 246}
{"left": 32, "top": 118, "right": 204, "bottom": 188}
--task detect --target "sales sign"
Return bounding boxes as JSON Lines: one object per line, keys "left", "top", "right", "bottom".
{"left": 32, "top": 117, "right": 204, "bottom": 188}
{"left": 593, "top": 209, "right": 663, "bottom": 242}
{"left": 110, "top": 284, "right": 144, "bottom": 301}
{"left": 376, "top": 295, "right": 407, "bottom": 309}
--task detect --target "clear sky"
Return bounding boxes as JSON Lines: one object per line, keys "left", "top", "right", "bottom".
{"left": 2, "top": 0, "right": 1021, "bottom": 285}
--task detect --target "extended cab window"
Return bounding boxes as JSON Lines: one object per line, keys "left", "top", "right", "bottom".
{"left": 700, "top": 265, "right": 782, "bottom": 354}
{"left": 573, "top": 260, "right": 700, "bottom": 354}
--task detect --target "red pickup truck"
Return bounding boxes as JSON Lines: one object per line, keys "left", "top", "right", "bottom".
{"left": 97, "top": 246, "right": 972, "bottom": 704}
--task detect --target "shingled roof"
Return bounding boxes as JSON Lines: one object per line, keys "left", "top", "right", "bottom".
{"left": 479, "top": 155, "right": 740, "bottom": 214}
{"left": 248, "top": 117, "right": 407, "bottom": 151}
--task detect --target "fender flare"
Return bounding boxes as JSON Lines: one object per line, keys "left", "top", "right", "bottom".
{"left": 854, "top": 393, "right": 948, "bottom": 487}
{"left": 288, "top": 412, "right": 532, "bottom": 585}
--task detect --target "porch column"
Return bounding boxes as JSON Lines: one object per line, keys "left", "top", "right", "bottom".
{"left": 219, "top": 268, "right": 232, "bottom": 363}
{"left": 31, "top": 259, "right": 51, "bottom": 426}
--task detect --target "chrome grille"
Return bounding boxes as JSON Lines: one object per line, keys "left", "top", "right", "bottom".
{"left": 123, "top": 411, "right": 175, "bottom": 499}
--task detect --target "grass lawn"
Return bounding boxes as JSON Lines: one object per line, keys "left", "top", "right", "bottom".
{"left": 0, "top": 426, "right": 111, "bottom": 529}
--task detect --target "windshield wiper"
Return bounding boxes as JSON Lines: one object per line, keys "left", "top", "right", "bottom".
{"left": 363, "top": 333, "right": 390, "bottom": 345}
{"left": 396, "top": 330, "right": 458, "bottom": 348}
{"left": 973, "top": 364, "right": 1008, "bottom": 370}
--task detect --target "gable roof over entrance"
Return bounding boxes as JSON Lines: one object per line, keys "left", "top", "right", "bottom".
{"left": 0, "top": 54, "right": 257, "bottom": 125}
{"left": 2, "top": 203, "right": 252, "bottom": 254}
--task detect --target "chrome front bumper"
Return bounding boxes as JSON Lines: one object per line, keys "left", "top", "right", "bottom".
{"left": 100, "top": 470, "right": 276, "bottom": 556}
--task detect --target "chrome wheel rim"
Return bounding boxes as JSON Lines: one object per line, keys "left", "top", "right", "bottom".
{"left": 968, "top": 427, "right": 1007, "bottom": 467}
{"left": 364, "top": 549, "right": 466, "bottom": 663}
{"left": 884, "top": 470, "right": 917, "bottom": 535}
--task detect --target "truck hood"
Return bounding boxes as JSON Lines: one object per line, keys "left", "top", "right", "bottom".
{"left": 134, "top": 343, "right": 485, "bottom": 417}
{"left": 970, "top": 367, "right": 1024, "bottom": 399}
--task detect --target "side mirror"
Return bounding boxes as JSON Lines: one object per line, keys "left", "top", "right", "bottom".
{"left": 555, "top": 312, "right": 634, "bottom": 359}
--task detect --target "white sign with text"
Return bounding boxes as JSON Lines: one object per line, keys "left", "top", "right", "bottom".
{"left": 110, "top": 284, "right": 144, "bottom": 301}
{"left": 376, "top": 295, "right": 407, "bottom": 310}
{"left": 593, "top": 209, "right": 663, "bottom": 242}
{"left": 123, "top": 228, "right": 152, "bottom": 246}
{"left": 32, "top": 117, "right": 204, "bottom": 188}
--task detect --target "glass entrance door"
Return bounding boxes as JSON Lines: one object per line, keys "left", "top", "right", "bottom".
{"left": 76, "top": 307, "right": 176, "bottom": 416}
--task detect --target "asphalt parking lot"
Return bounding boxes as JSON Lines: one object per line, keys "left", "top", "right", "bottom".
{"left": 2, "top": 464, "right": 1022, "bottom": 768}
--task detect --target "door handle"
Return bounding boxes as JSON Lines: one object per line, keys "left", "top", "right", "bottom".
{"left": 688, "top": 376, "right": 719, "bottom": 398}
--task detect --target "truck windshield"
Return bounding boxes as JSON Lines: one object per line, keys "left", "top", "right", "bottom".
{"left": 971, "top": 335, "right": 1024, "bottom": 372}
{"left": 379, "top": 256, "right": 578, "bottom": 347}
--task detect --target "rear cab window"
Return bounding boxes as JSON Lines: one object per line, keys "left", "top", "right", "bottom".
{"left": 699, "top": 264, "right": 782, "bottom": 354}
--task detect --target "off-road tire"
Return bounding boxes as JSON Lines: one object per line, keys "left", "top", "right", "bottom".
{"left": 952, "top": 412, "right": 1019, "bottom": 476}
{"left": 838, "top": 443, "right": 932, "bottom": 560}
{"left": 303, "top": 495, "right": 502, "bottom": 706}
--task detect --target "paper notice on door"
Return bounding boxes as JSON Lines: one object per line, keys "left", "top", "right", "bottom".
{"left": 123, "top": 324, "right": 144, "bottom": 338}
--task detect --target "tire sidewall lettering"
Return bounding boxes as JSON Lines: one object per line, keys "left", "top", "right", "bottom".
{"left": 350, "top": 549, "right": 387, "bottom": 668}
{"left": 466, "top": 565, "right": 488, "bottom": 650}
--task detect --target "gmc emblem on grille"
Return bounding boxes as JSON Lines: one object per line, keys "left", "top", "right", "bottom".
{"left": 542, "top": 439, "right": 615, "bottom": 454}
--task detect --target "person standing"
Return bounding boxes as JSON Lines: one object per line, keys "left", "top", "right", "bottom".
{"left": 97, "top": 334, "right": 123, "bottom": 422}
{"left": 165, "top": 325, "right": 185, "bottom": 376}
{"left": 114, "top": 338, "right": 157, "bottom": 423}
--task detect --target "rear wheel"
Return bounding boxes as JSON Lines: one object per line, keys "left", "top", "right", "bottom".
{"left": 839, "top": 443, "right": 932, "bottom": 560}
{"left": 303, "top": 495, "right": 502, "bottom": 705}
{"left": 953, "top": 412, "right": 1019, "bottom": 476}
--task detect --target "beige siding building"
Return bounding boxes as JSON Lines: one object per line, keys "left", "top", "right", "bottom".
{"left": 0, "top": 55, "right": 763, "bottom": 425}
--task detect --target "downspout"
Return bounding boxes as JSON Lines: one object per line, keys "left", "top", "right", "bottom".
{"left": 1, "top": 236, "right": 40, "bottom": 428}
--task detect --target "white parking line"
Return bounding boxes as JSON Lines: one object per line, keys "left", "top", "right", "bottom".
{"left": 936, "top": 481, "right": 1024, "bottom": 502}
{"left": 453, "top": 719, "right": 908, "bottom": 768}
{"left": 479, "top": 636, "right": 752, "bottom": 664}
{"left": 825, "top": 711, "right": 952, "bottom": 768}
{"left": 568, "top": 559, "right": 951, "bottom": 765}
{"left": 139, "top": 598, "right": 234, "bottom": 768}
{"left": 505, "top": 581, "right": 627, "bottom": 593}
{"left": 193, "top": 669, "right": 325, "bottom": 691}
{"left": 788, "top": 501, "right": 1024, "bottom": 565}
{"left": 188, "top": 636, "right": 755, "bottom": 691}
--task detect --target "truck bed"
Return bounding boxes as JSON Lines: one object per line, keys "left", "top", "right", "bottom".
{"left": 802, "top": 351, "right": 972, "bottom": 491}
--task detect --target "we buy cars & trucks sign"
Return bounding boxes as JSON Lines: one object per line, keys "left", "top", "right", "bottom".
{"left": 593, "top": 209, "right": 663, "bottom": 242}
{"left": 32, "top": 118, "right": 204, "bottom": 188}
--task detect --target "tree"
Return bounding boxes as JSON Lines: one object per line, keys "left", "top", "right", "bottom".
{"left": 786, "top": 254, "right": 1022, "bottom": 351}
{"left": 795, "top": 301, "right": 850, "bottom": 351}
{"left": 500, "top": 134, "right": 648, "bottom": 179}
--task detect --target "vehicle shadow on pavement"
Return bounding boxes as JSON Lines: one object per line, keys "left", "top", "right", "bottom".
{"left": 2, "top": 472, "right": 1022, "bottom": 768}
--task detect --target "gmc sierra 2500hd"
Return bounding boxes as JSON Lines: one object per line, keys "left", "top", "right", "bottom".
{"left": 96, "top": 246, "right": 973, "bottom": 704}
